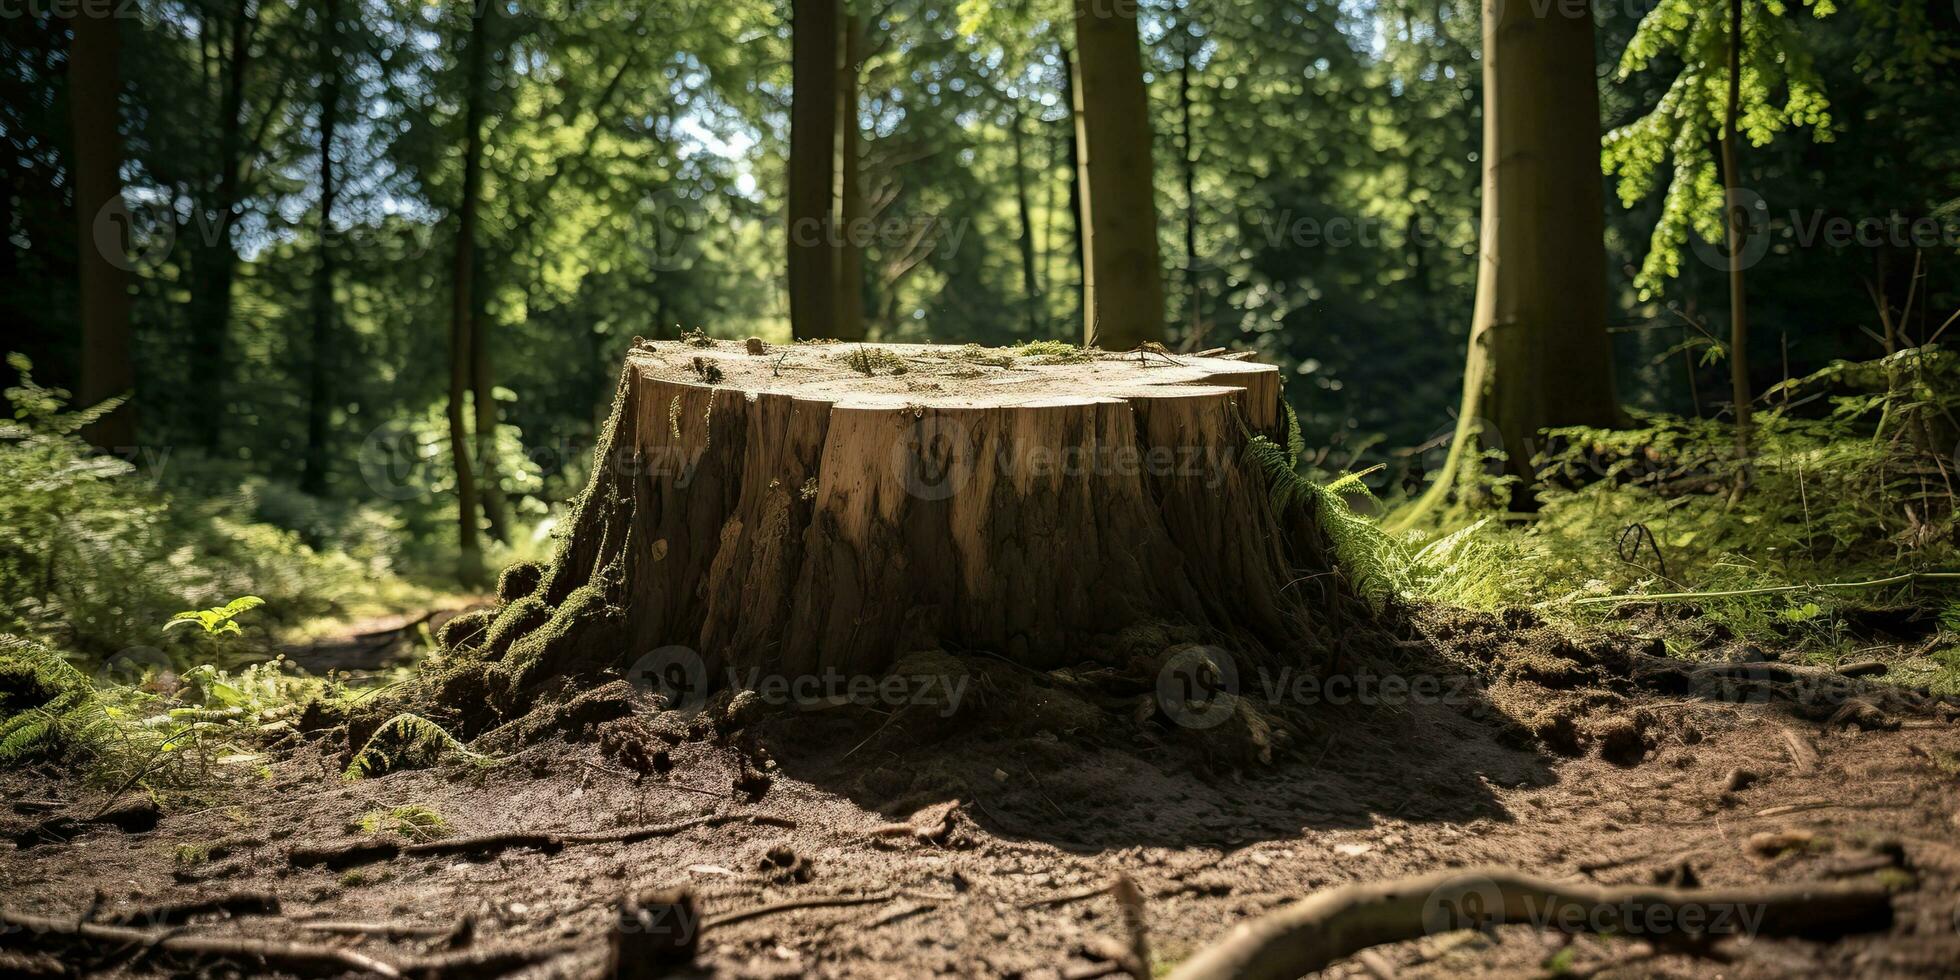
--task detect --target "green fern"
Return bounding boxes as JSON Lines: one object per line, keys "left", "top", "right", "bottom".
{"left": 1244, "top": 412, "right": 1409, "bottom": 608}
{"left": 0, "top": 707, "right": 60, "bottom": 760}
{"left": 0, "top": 636, "right": 99, "bottom": 763}
{"left": 343, "top": 712, "right": 495, "bottom": 780}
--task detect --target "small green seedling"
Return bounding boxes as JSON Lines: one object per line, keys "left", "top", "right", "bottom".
{"left": 164, "top": 596, "right": 265, "bottom": 637}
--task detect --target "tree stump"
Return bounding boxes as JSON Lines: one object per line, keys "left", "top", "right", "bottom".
{"left": 479, "top": 340, "right": 1354, "bottom": 711}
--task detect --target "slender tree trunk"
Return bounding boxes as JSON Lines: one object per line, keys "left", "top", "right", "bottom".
{"left": 1721, "top": 0, "right": 1752, "bottom": 458}
{"left": 190, "top": 0, "right": 256, "bottom": 450}
{"left": 788, "top": 0, "right": 839, "bottom": 339}
{"left": 1041, "top": 117, "right": 1060, "bottom": 314}
{"left": 833, "top": 11, "right": 866, "bottom": 341}
{"left": 301, "top": 0, "right": 341, "bottom": 495}
{"left": 1399, "top": 0, "right": 1621, "bottom": 524}
{"left": 473, "top": 248, "right": 510, "bottom": 542}
{"left": 1061, "top": 45, "right": 1087, "bottom": 333}
{"left": 447, "top": 1, "right": 489, "bottom": 584}
{"left": 1011, "top": 98, "right": 1040, "bottom": 335}
{"left": 68, "top": 5, "right": 136, "bottom": 449}
{"left": 1071, "top": 0, "right": 1165, "bottom": 348}
{"left": 1177, "top": 4, "right": 1200, "bottom": 348}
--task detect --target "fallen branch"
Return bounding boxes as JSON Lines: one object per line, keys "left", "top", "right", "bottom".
{"left": 1755, "top": 801, "right": 1835, "bottom": 818}
{"left": 289, "top": 813, "right": 794, "bottom": 869}
{"left": 296, "top": 919, "right": 455, "bottom": 939}
{"left": 3, "top": 906, "right": 566, "bottom": 980}
{"left": 1021, "top": 883, "right": 1113, "bottom": 909}
{"left": 1164, "top": 868, "right": 1894, "bottom": 980}
{"left": 0, "top": 907, "right": 403, "bottom": 978}
{"left": 404, "top": 943, "right": 573, "bottom": 979}
{"left": 703, "top": 890, "right": 896, "bottom": 929}
{"left": 109, "top": 891, "right": 280, "bottom": 927}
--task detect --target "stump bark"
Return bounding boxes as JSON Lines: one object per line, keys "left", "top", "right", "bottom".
{"left": 478, "top": 340, "right": 1354, "bottom": 710}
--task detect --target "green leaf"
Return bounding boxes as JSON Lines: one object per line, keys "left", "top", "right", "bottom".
{"left": 218, "top": 596, "right": 265, "bottom": 618}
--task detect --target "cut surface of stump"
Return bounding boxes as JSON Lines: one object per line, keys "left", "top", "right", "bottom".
{"left": 483, "top": 340, "right": 1352, "bottom": 710}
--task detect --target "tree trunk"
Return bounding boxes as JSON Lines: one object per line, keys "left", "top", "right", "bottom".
{"left": 1011, "top": 98, "right": 1040, "bottom": 335}
{"left": 473, "top": 247, "right": 511, "bottom": 542}
{"left": 833, "top": 11, "right": 866, "bottom": 341}
{"left": 1721, "top": 0, "right": 1751, "bottom": 458}
{"left": 1176, "top": 3, "right": 1201, "bottom": 349}
{"left": 468, "top": 340, "right": 1350, "bottom": 712}
{"left": 301, "top": 0, "right": 341, "bottom": 495}
{"left": 1071, "top": 0, "right": 1165, "bottom": 349}
{"left": 1400, "top": 0, "right": 1621, "bottom": 522}
{"left": 788, "top": 0, "right": 839, "bottom": 340}
{"left": 68, "top": 4, "right": 135, "bottom": 450}
{"left": 447, "top": 1, "right": 490, "bottom": 585}
{"left": 1061, "top": 45, "right": 1088, "bottom": 332}
{"left": 189, "top": 0, "right": 257, "bottom": 450}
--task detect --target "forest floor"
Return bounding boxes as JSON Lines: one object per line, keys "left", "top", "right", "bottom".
{"left": 5, "top": 604, "right": 1960, "bottom": 979}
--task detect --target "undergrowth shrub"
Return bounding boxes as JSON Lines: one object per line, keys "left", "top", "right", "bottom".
{"left": 1386, "top": 346, "right": 1960, "bottom": 654}
{"left": 0, "top": 634, "right": 350, "bottom": 794}
{"left": 0, "top": 354, "right": 439, "bottom": 661}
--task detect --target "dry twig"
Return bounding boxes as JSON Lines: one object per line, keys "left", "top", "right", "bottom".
{"left": 0, "top": 907, "right": 405, "bottom": 978}
{"left": 288, "top": 812, "right": 794, "bottom": 869}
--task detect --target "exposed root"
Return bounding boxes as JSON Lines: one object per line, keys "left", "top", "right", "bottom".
{"left": 1165, "top": 867, "right": 1896, "bottom": 980}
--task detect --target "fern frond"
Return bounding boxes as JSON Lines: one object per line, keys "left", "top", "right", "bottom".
{"left": 1244, "top": 433, "right": 1410, "bottom": 609}
{"left": 343, "top": 712, "right": 494, "bottom": 780}
{"left": 0, "top": 709, "right": 57, "bottom": 760}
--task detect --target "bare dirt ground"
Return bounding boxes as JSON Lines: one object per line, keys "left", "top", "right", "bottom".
{"left": 5, "top": 606, "right": 1960, "bottom": 979}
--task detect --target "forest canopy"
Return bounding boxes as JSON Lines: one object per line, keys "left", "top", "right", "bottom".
{"left": 9, "top": 0, "right": 1952, "bottom": 511}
